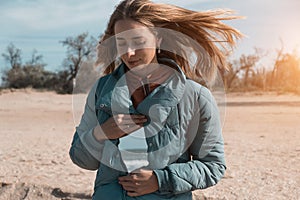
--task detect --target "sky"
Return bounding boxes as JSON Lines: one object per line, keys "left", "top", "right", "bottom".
{"left": 1, "top": 0, "right": 300, "bottom": 78}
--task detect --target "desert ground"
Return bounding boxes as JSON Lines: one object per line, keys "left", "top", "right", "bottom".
{"left": 0, "top": 89, "right": 299, "bottom": 200}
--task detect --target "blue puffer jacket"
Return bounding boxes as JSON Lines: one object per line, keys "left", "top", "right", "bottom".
{"left": 69, "top": 59, "right": 226, "bottom": 200}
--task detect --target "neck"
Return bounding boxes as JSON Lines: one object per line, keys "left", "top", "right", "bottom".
{"left": 127, "top": 62, "right": 160, "bottom": 79}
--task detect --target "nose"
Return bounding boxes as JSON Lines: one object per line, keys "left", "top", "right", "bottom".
{"left": 126, "top": 46, "right": 136, "bottom": 57}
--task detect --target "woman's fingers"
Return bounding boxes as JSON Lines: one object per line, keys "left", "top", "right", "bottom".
{"left": 119, "top": 178, "right": 140, "bottom": 192}
{"left": 100, "top": 114, "right": 147, "bottom": 139}
{"left": 122, "top": 123, "right": 143, "bottom": 134}
{"left": 114, "top": 114, "right": 147, "bottom": 126}
{"left": 126, "top": 191, "right": 140, "bottom": 197}
{"left": 118, "top": 169, "right": 159, "bottom": 196}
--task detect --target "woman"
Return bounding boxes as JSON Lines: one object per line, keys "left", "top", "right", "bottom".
{"left": 69, "top": 0, "right": 242, "bottom": 199}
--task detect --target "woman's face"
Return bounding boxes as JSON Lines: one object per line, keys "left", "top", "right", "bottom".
{"left": 114, "top": 19, "right": 158, "bottom": 69}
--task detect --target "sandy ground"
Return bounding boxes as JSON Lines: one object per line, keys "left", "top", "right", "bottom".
{"left": 0, "top": 89, "right": 299, "bottom": 200}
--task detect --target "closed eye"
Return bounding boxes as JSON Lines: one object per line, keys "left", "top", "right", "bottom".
{"left": 134, "top": 40, "right": 146, "bottom": 46}
{"left": 116, "top": 37, "right": 126, "bottom": 47}
{"left": 132, "top": 36, "right": 146, "bottom": 45}
{"left": 117, "top": 42, "right": 127, "bottom": 47}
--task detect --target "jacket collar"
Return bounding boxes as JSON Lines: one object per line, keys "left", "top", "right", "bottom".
{"left": 98, "top": 58, "right": 186, "bottom": 120}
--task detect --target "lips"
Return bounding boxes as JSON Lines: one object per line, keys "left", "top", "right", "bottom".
{"left": 128, "top": 59, "right": 140, "bottom": 66}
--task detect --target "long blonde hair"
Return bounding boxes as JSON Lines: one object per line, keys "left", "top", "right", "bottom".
{"left": 96, "top": 0, "right": 242, "bottom": 84}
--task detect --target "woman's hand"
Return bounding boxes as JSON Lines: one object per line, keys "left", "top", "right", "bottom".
{"left": 118, "top": 168, "right": 159, "bottom": 197}
{"left": 93, "top": 114, "right": 147, "bottom": 141}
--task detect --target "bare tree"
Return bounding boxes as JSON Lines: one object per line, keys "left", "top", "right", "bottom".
{"left": 1, "top": 46, "right": 57, "bottom": 89}
{"left": 60, "top": 32, "right": 97, "bottom": 81}
{"left": 225, "top": 48, "right": 264, "bottom": 90}
{"left": 1, "top": 43, "right": 22, "bottom": 69}
{"left": 273, "top": 53, "right": 300, "bottom": 92}
{"left": 270, "top": 38, "right": 284, "bottom": 88}
{"left": 26, "top": 49, "right": 46, "bottom": 67}
{"left": 224, "top": 60, "right": 242, "bottom": 90}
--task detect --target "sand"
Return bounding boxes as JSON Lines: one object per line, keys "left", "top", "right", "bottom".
{"left": 0, "top": 89, "right": 299, "bottom": 200}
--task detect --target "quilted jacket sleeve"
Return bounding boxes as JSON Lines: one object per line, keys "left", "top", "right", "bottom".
{"left": 154, "top": 86, "right": 226, "bottom": 194}
{"left": 69, "top": 80, "right": 106, "bottom": 170}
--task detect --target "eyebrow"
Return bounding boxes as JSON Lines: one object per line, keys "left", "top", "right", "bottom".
{"left": 132, "top": 36, "right": 144, "bottom": 40}
{"left": 116, "top": 36, "right": 144, "bottom": 40}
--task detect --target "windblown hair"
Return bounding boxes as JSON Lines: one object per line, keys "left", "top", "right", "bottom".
{"left": 96, "top": 0, "right": 242, "bottom": 84}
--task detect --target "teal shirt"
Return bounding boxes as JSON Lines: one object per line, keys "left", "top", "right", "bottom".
{"left": 69, "top": 60, "right": 226, "bottom": 199}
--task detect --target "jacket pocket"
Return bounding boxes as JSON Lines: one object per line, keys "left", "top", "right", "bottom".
{"left": 95, "top": 100, "right": 113, "bottom": 125}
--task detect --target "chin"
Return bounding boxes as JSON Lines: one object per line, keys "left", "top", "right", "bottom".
{"left": 127, "top": 62, "right": 144, "bottom": 69}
